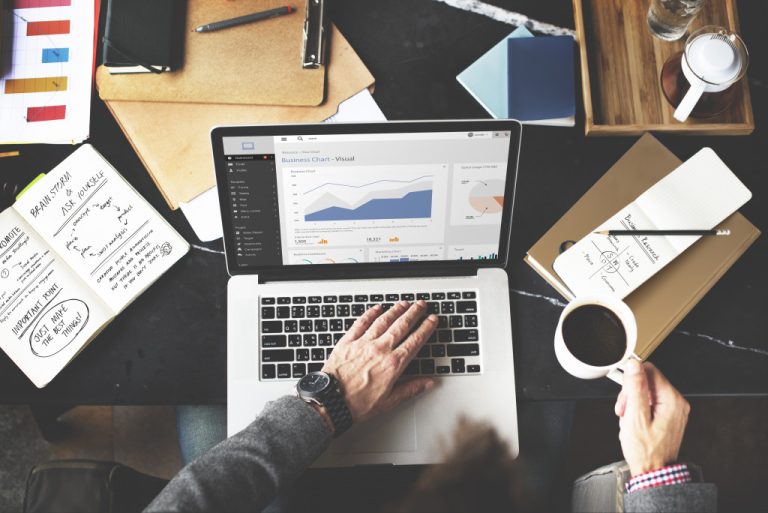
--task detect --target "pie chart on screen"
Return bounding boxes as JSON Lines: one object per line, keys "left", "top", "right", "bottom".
{"left": 469, "top": 179, "right": 505, "bottom": 215}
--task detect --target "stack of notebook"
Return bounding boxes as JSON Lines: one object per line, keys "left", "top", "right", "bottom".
{"left": 525, "top": 134, "right": 760, "bottom": 359}
{"left": 457, "top": 27, "right": 575, "bottom": 126}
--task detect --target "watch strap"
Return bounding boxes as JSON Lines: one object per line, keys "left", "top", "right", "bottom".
{"left": 323, "top": 381, "right": 353, "bottom": 437}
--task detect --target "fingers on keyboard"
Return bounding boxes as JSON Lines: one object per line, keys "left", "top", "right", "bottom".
{"left": 393, "top": 314, "right": 438, "bottom": 369}
{"left": 260, "top": 293, "right": 480, "bottom": 379}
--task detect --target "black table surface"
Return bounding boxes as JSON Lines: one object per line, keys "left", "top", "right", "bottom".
{"left": 1, "top": 1, "right": 766, "bottom": 405}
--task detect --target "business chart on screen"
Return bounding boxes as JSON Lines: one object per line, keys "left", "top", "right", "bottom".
{"left": 220, "top": 130, "right": 513, "bottom": 267}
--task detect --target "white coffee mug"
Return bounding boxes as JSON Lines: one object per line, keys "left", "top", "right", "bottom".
{"left": 674, "top": 26, "right": 748, "bottom": 122}
{"left": 554, "top": 295, "right": 638, "bottom": 384}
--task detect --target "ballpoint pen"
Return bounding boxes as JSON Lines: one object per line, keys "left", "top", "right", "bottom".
{"left": 194, "top": 5, "right": 296, "bottom": 33}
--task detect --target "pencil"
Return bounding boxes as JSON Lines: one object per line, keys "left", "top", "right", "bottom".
{"left": 594, "top": 229, "right": 731, "bottom": 236}
{"left": 194, "top": 5, "right": 296, "bottom": 33}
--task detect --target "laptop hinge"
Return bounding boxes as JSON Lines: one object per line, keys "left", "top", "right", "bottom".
{"left": 257, "top": 266, "right": 479, "bottom": 284}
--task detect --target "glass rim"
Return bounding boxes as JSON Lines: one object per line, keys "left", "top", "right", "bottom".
{"left": 683, "top": 25, "right": 749, "bottom": 85}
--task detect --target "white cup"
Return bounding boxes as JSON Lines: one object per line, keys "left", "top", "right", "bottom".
{"left": 554, "top": 295, "right": 638, "bottom": 384}
{"left": 673, "top": 26, "right": 748, "bottom": 122}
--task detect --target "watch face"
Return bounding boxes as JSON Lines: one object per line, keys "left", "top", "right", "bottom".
{"left": 300, "top": 372, "right": 330, "bottom": 393}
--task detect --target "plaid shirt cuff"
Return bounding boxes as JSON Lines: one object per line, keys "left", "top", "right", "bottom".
{"left": 626, "top": 463, "right": 692, "bottom": 493}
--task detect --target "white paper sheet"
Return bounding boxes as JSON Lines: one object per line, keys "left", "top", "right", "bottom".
{"left": 179, "top": 186, "right": 223, "bottom": 243}
{"left": 324, "top": 88, "right": 386, "bottom": 123}
{"left": 0, "top": 1, "right": 95, "bottom": 144}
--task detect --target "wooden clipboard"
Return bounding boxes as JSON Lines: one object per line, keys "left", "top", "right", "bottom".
{"left": 102, "top": 27, "right": 375, "bottom": 210}
{"left": 96, "top": 0, "right": 326, "bottom": 106}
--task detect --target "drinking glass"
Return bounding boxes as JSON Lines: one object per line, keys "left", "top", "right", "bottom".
{"left": 647, "top": 0, "right": 707, "bottom": 41}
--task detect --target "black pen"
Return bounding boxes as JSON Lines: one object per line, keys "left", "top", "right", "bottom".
{"left": 594, "top": 229, "right": 731, "bottom": 236}
{"left": 194, "top": 5, "right": 297, "bottom": 33}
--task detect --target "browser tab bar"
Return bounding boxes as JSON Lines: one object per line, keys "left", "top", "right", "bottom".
{"left": 274, "top": 132, "right": 496, "bottom": 144}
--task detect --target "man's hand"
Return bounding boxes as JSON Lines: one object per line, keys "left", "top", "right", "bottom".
{"left": 321, "top": 300, "right": 438, "bottom": 425}
{"left": 615, "top": 360, "right": 690, "bottom": 476}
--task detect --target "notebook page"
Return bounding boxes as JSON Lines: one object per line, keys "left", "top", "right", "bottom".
{"left": 0, "top": 209, "right": 111, "bottom": 388}
{"left": 15, "top": 145, "right": 189, "bottom": 313}
{"left": 553, "top": 148, "right": 751, "bottom": 299}
{"left": 553, "top": 204, "right": 679, "bottom": 297}
{"left": 635, "top": 148, "right": 752, "bottom": 252}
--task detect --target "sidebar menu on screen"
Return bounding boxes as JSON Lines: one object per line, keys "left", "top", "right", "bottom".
{"left": 224, "top": 154, "right": 283, "bottom": 267}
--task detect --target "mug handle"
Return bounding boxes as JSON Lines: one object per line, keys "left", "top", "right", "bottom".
{"left": 674, "top": 78, "right": 706, "bottom": 122}
{"left": 606, "top": 353, "right": 643, "bottom": 385}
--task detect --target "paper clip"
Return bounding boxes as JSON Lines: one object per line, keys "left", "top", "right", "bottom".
{"left": 302, "top": 0, "right": 326, "bottom": 68}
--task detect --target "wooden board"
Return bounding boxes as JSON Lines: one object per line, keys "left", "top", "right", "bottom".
{"left": 573, "top": 0, "right": 754, "bottom": 136}
{"left": 96, "top": 0, "right": 326, "bottom": 106}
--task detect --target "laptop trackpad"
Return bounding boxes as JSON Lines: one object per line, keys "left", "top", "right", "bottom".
{"left": 330, "top": 404, "right": 416, "bottom": 454}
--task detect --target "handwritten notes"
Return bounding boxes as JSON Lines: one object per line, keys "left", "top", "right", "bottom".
{"left": 16, "top": 145, "right": 189, "bottom": 312}
{"left": 553, "top": 205, "right": 680, "bottom": 298}
{"left": 0, "top": 145, "right": 188, "bottom": 387}
{"left": 553, "top": 149, "right": 752, "bottom": 299}
{"left": 0, "top": 209, "right": 110, "bottom": 388}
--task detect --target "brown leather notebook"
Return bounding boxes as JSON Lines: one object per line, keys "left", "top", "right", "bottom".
{"left": 96, "top": 0, "right": 326, "bottom": 106}
{"left": 102, "top": 27, "right": 374, "bottom": 210}
{"left": 525, "top": 134, "right": 760, "bottom": 359}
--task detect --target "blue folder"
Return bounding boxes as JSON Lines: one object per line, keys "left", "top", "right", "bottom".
{"left": 456, "top": 26, "right": 533, "bottom": 119}
{"left": 506, "top": 35, "right": 575, "bottom": 123}
{"left": 457, "top": 28, "right": 575, "bottom": 126}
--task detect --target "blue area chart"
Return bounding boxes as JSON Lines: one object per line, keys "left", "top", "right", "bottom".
{"left": 305, "top": 189, "right": 432, "bottom": 222}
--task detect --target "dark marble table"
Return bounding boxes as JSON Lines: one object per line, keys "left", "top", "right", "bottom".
{"left": 1, "top": 0, "right": 766, "bottom": 405}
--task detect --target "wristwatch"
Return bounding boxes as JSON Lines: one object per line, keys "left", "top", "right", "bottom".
{"left": 296, "top": 371, "right": 353, "bottom": 436}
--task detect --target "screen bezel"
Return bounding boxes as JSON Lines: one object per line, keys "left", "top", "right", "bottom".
{"left": 211, "top": 120, "right": 522, "bottom": 278}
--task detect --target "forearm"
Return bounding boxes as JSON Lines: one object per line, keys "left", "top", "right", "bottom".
{"left": 145, "top": 396, "right": 332, "bottom": 513}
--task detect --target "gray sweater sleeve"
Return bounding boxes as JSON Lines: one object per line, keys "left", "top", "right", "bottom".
{"left": 624, "top": 483, "right": 718, "bottom": 512}
{"left": 145, "top": 396, "right": 332, "bottom": 513}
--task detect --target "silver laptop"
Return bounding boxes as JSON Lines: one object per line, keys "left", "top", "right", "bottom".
{"left": 212, "top": 120, "right": 522, "bottom": 466}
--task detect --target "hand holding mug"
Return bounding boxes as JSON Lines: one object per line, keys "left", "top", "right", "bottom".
{"left": 615, "top": 360, "right": 690, "bottom": 476}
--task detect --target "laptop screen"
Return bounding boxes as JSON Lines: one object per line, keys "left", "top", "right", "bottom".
{"left": 213, "top": 121, "right": 520, "bottom": 274}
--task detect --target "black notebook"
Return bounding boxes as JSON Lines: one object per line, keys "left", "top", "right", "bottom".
{"left": 103, "top": 0, "right": 185, "bottom": 74}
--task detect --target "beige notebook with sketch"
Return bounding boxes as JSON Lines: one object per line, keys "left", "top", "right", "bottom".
{"left": 553, "top": 148, "right": 752, "bottom": 298}
{"left": 96, "top": 0, "right": 326, "bottom": 106}
{"left": 525, "top": 134, "right": 760, "bottom": 359}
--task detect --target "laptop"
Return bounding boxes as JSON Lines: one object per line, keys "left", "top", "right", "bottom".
{"left": 212, "top": 120, "right": 522, "bottom": 466}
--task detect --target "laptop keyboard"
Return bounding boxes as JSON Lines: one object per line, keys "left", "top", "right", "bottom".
{"left": 259, "top": 291, "right": 481, "bottom": 380}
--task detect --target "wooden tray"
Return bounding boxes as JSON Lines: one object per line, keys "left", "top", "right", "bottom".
{"left": 573, "top": 0, "right": 754, "bottom": 136}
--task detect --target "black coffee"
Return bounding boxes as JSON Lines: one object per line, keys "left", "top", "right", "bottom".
{"left": 562, "top": 305, "right": 627, "bottom": 367}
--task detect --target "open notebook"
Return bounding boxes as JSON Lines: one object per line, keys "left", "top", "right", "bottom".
{"left": 553, "top": 148, "right": 752, "bottom": 298}
{"left": 0, "top": 145, "right": 188, "bottom": 387}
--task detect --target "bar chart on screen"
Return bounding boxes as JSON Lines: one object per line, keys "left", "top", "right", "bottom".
{"left": 447, "top": 245, "right": 499, "bottom": 260}
{"left": 0, "top": 0, "right": 95, "bottom": 144}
